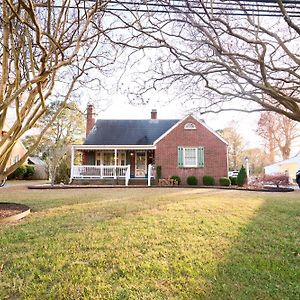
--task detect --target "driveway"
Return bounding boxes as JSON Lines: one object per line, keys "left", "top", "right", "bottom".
{"left": 0, "top": 180, "right": 48, "bottom": 189}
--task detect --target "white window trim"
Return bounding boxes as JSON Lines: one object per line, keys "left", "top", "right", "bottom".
{"left": 183, "top": 147, "right": 198, "bottom": 167}
{"left": 97, "top": 150, "right": 127, "bottom": 166}
{"left": 135, "top": 151, "right": 147, "bottom": 177}
{"left": 12, "top": 154, "right": 20, "bottom": 164}
{"left": 117, "top": 151, "right": 127, "bottom": 166}
{"left": 184, "top": 122, "right": 196, "bottom": 130}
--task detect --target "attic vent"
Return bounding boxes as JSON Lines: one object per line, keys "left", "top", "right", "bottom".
{"left": 184, "top": 122, "right": 196, "bottom": 130}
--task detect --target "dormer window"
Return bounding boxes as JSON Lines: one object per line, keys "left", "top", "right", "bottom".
{"left": 184, "top": 122, "right": 196, "bottom": 130}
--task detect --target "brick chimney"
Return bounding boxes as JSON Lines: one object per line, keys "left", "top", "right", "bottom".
{"left": 151, "top": 109, "right": 157, "bottom": 119}
{"left": 86, "top": 104, "right": 95, "bottom": 137}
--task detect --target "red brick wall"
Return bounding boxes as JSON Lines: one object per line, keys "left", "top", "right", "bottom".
{"left": 86, "top": 104, "right": 95, "bottom": 137}
{"left": 155, "top": 116, "right": 228, "bottom": 185}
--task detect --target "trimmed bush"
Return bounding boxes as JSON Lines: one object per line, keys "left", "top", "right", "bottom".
{"left": 203, "top": 175, "right": 215, "bottom": 186}
{"left": 24, "top": 165, "right": 35, "bottom": 179}
{"left": 8, "top": 165, "right": 27, "bottom": 180}
{"left": 229, "top": 176, "right": 237, "bottom": 185}
{"left": 263, "top": 174, "right": 289, "bottom": 188}
{"left": 249, "top": 174, "right": 289, "bottom": 189}
{"left": 219, "top": 177, "right": 231, "bottom": 186}
{"left": 237, "top": 165, "right": 247, "bottom": 187}
{"left": 170, "top": 175, "right": 181, "bottom": 185}
{"left": 156, "top": 165, "right": 162, "bottom": 181}
{"left": 187, "top": 176, "right": 198, "bottom": 185}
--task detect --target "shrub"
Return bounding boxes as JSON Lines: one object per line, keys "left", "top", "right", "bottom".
{"left": 8, "top": 165, "right": 27, "bottom": 180}
{"left": 248, "top": 176, "right": 264, "bottom": 189}
{"left": 237, "top": 165, "right": 247, "bottom": 187}
{"left": 170, "top": 175, "right": 181, "bottom": 185}
{"left": 187, "top": 175, "right": 198, "bottom": 185}
{"left": 219, "top": 177, "right": 231, "bottom": 186}
{"left": 229, "top": 176, "right": 237, "bottom": 185}
{"left": 203, "top": 175, "right": 215, "bottom": 186}
{"left": 54, "top": 160, "right": 70, "bottom": 184}
{"left": 263, "top": 174, "right": 289, "bottom": 188}
{"left": 156, "top": 165, "right": 162, "bottom": 180}
{"left": 24, "top": 165, "right": 35, "bottom": 179}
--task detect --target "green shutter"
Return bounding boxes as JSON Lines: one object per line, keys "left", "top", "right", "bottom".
{"left": 198, "top": 146, "right": 204, "bottom": 167}
{"left": 177, "top": 146, "right": 184, "bottom": 167}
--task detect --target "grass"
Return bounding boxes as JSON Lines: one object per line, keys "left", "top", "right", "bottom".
{"left": 0, "top": 186, "right": 299, "bottom": 299}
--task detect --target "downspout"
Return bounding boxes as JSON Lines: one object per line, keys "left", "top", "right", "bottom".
{"left": 114, "top": 148, "right": 117, "bottom": 179}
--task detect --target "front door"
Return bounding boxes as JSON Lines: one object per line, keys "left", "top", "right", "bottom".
{"left": 135, "top": 151, "right": 147, "bottom": 177}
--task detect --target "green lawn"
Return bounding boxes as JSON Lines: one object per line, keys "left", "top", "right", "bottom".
{"left": 0, "top": 186, "right": 299, "bottom": 299}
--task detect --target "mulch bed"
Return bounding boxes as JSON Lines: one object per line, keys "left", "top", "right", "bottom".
{"left": 28, "top": 184, "right": 295, "bottom": 192}
{"left": 0, "top": 203, "right": 30, "bottom": 223}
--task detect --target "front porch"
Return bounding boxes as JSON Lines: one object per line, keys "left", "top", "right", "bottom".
{"left": 70, "top": 145, "right": 156, "bottom": 186}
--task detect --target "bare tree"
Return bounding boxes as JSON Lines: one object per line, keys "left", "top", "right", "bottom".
{"left": 118, "top": 1, "right": 300, "bottom": 121}
{"left": 3, "top": 0, "right": 300, "bottom": 183}
{"left": 0, "top": 0, "right": 130, "bottom": 181}
{"left": 218, "top": 123, "right": 245, "bottom": 170}
{"left": 257, "top": 112, "right": 300, "bottom": 160}
{"left": 23, "top": 101, "right": 85, "bottom": 157}
{"left": 242, "top": 147, "right": 268, "bottom": 175}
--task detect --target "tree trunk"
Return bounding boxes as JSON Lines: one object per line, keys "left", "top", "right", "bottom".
{"left": 280, "top": 145, "right": 291, "bottom": 160}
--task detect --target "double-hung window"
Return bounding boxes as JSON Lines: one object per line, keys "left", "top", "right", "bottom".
{"left": 183, "top": 148, "right": 197, "bottom": 167}
{"left": 178, "top": 146, "right": 204, "bottom": 168}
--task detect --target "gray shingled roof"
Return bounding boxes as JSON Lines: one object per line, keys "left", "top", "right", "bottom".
{"left": 84, "top": 119, "right": 179, "bottom": 145}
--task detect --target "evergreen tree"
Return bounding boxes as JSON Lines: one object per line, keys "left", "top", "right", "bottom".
{"left": 237, "top": 165, "right": 247, "bottom": 187}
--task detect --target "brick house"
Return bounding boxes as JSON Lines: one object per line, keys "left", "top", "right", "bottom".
{"left": 70, "top": 105, "right": 228, "bottom": 185}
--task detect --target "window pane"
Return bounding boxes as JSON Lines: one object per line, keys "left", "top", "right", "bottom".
{"left": 103, "top": 152, "right": 114, "bottom": 165}
{"left": 184, "top": 148, "right": 196, "bottom": 166}
{"left": 118, "top": 152, "right": 126, "bottom": 165}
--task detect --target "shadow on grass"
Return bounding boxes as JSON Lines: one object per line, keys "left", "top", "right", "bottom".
{"left": 1, "top": 188, "right": 214, "bottom": 235}
{"left": 207, "top": 195, "right": 300, "bottom": 300}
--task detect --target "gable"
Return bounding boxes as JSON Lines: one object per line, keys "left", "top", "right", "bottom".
{"left": 154, "top": 115, "right": 228, "bottom": 145}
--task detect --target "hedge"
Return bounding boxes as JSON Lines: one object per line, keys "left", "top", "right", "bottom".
{"left": 219, "top": 177, "right": 231, "bottom": 186}
{"left": 170, "top": 175, "right": 181, "bottom": 185}
{"left": 203, "top": 175, "right": 215, "bottom": 186}
{"left": 187, "top": 176, "right": 198, "bottom": 185}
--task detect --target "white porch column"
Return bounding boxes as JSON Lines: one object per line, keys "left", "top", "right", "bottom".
{"left": 147, "top": 164, "right": 151, "bottom": 186}
{"left": 114, "top": 148, "right": 117, "bottom": 179}
{"left": 245, "top": 157, "right": 250, "bottom": 184}
{"left": 70, "top": 145, "right": 75, "bottom": 182}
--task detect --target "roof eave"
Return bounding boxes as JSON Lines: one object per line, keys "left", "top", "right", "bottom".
{"left": 73, "top": 144, "right": 156, "bottom": 150}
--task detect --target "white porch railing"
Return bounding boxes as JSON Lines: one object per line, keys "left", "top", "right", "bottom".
{"left": 71, "top": 165, "right": 130, "bottom": 181}
{"left": 71, "top": 164, "right": 154, "bottom": 187}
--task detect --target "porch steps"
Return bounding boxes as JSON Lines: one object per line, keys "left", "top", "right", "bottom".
{"left": 129, "top": 178, "right": 155, "bottom": 186}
